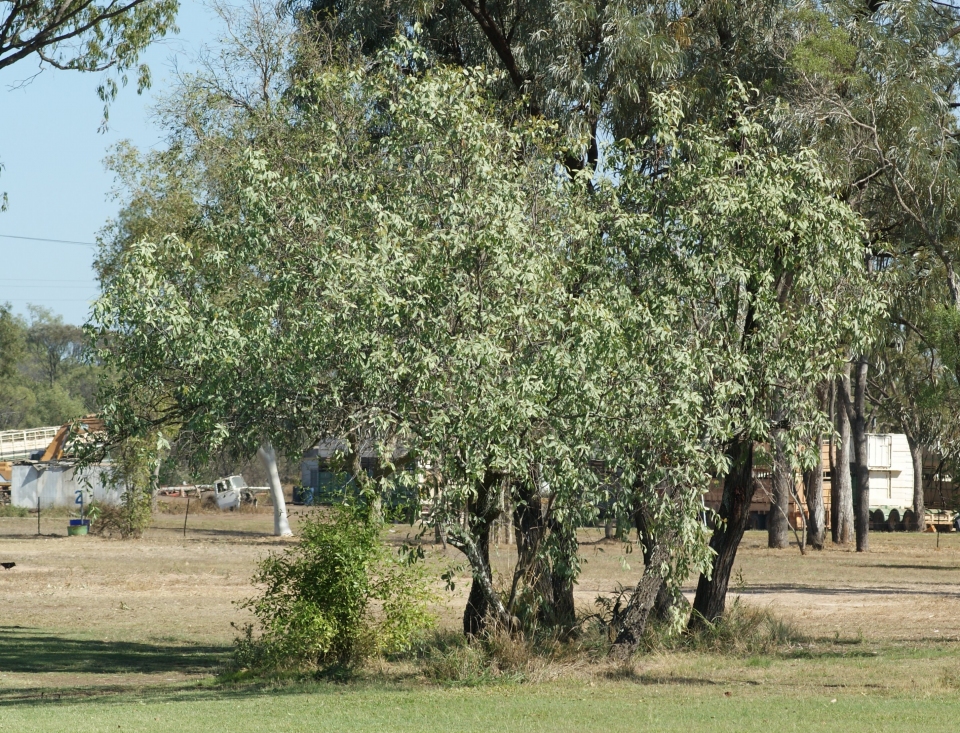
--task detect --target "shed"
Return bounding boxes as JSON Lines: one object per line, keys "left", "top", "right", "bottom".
{"left": 11, "top": 463, "right": 120, "bottom": 509}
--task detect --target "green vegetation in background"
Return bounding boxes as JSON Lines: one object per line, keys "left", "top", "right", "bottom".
{"left": 0, "top": 304, "right": 99, "bottom": 430}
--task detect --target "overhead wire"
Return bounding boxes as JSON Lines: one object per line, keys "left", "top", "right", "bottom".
{"left": 0, "top": 234, "right": 97, "bottom": 247}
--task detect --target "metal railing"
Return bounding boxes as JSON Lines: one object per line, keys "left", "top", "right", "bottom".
{"left": 0, "top": 427, "right": 60, "bottom": 460}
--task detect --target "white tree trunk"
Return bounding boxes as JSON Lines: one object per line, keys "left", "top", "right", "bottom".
{"left": 258, "top": 441, "right": 292, "bottom": 537}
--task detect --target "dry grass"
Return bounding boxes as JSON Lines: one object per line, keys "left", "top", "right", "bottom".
{"left": 0, "top": 513, "right": 958, "bottom": 695}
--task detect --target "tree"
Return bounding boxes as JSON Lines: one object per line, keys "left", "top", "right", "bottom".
{"left": 25, "top": 306, "right": 86, "bottom": 386}
{"left": 833, "top": 364, "right": 855, "bottom": 544}
{"left": 802, "top": 382, "right": 828, "bottom": 549}
{"left": 302, "top": 0, "right": 804, "bottom": 177}
{"left": 785, "top": 0, "right": 960, "bottom": 549}
{"left": 600, "top": 85, "right": 883, "bottom": 640}
{"left": 91, "top": 25, "right": 620, "bottom": 584}
{"left": 870, "top": 303, "right": 960, "bottom": 530}
{"left": 0, "top": 303, "right": 98, "bottom": 430}
{"left": 92, "top": 15, "right": 714, "bottom": 637}
{"left": 0, "top": 303, "right": 25, "bottom": 380}
{"left": 0, "top": 0, "right": 178, "bottom": 102}
{"left": 94, "top": 1, "right": 891, "bottom": 641}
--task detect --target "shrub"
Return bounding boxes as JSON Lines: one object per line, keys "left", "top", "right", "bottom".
{"left": 87, "top": 493, "right": 152, "bottom": 539}
{"left": 86, "top": 435, "right": 160, "bottom": 539}
{"left": 0, "top": 505, "right": 29, "bottom": 518}
{"left": 234, "top": 505, "right": 434, "bottom": 672}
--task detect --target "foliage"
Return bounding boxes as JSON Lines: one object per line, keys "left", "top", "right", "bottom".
{"left": 785, "top": 0, "right": 960, "bottom": 476}
{"left": 91, "top": 1, "right": 886, "bottom": 633}
{"left": 588, "top": 591, "right": 804, "bottom": 657}
{"left": 0, "top": 0, "right": 178, "bottom": 106}
{"left": 87, "top": 434, "right": 163, "bottom": 539}
{"left": 235, "top": 506, "right": 434, "bottom": 671}
{"left": 0, "top": 303, "right": 99, "bottom": 430}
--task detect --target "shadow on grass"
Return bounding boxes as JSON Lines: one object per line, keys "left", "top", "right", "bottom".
{"left": 865, "top": 563, "right": 960, "bottom": 572}
{"left": 0, "top": 671, "right": 401, "bottom": 709}
{"left": 737, "top": 584, "right": 960, "bottom": 599}
{"left": 0, "top": 626, "right": 229, "bottom": 676}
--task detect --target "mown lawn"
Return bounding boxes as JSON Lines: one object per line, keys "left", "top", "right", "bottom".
{"left": 1, "top": 629, "right": 959, "bottom": 732}
{"left": 1, "top": 676, "right": 959, "bottom": 733}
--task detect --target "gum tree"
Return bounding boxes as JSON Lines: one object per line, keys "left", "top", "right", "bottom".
{"left": 602, "top": 87, "right": 883, "bottom": 632}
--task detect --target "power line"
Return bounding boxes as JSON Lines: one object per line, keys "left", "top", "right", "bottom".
{"left": 0, "top": 279, "right": 95, "bottom": 283}
{"left": 0, "top": 285, "right": 98, "bottom": 290}
{"left": 0, "top": 234, "right": 96, "bottom": 247}
{"left": 1, "top": 297, "right": 97, "bottom": 302}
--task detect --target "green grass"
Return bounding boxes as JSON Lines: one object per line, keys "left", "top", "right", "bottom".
{"left": 0, "top": 676, "right": 958, "bottom": 733}
{"left": 1, "top": 629, "right": 959, "bottom": 731}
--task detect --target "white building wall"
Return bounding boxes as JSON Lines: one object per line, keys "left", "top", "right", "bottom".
{"left": 867, "top": 433, "right": 915, "bottom": 508}
{"left": 11, "top": 464, "right": 122, "bottom": 509}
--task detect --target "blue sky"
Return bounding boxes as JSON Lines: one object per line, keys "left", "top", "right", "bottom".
{"left": 0, "top": 1, "right": 218, "bottom": 325}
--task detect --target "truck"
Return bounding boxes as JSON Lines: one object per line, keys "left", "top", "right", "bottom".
{"left": 199, "top": 475, "right": 269, "bottom": 511}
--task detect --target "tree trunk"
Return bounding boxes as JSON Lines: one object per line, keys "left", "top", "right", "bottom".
{"left": 834, "top": 367, "right": 855, "bottom": 545}
{"left": 804, "top": 382, "right": 827, "bottom": 550}
{"left": 768, "top": 430, "right": 792, "bottom": 549}
{"left": 848, "top": 359, "right": 871, "bottom": 552}
{"left": 548, "top": 525, "right": 578, "bottom": 633}
{"left": 611, "top": 529, "right": 674, "bottom": 657}
{"left": 804, "top": 432, "right": 826, "bottom": 550}
{"left": 454, "top": 471, "right": 510, "bottom": 636}
{"left": 634, "top": 491, "right": 679, "bottom": 623}
{"left": 690, "top": 437, "right": 757, "bottom": 628}
{"left": 510, "top": 479, "right": 554, "bottom": 620}
{"left": 257, "top": 441, "right": 292, "bottom": 537}
{"left": 462, "top": 520, "right": 494, "bottom": 636}
{"left": 907, "top": 435, "right": 924, "bottom": 531}
{"left": 829, "top": 383, "right": 838, "bottom": 540}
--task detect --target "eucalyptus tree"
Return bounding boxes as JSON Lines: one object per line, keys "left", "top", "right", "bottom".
{"left": 0, "top": 0, "right": 177, "bottom": 86}
{"left": 92, "top": 0, "right": 299, "bottom": 535}
{"left": 300, "top": 0, "right": 805, "bottom": 174}
{"left": 870, "top": 297, "right": 960, "bottom": 528}
{"left": 600, "top": 86, "right": 883, "bottom": 630}
{"left": 93, "top": 20, "right": 629, "bottom": 630}
{"left": 784, "top": 0, "right": 960, "bottom": 548}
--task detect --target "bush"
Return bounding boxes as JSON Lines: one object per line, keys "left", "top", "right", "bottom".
{"left": 0, "top": 505, "right": 29, "bottom": 518}
{"left": 87, "top": 493, "right": 152, "bottom": 539}
{"left": 234, "top": 506, "right": 435, "bottom": 672}
{"left": 86, "top": 435, "right": 159, "bottom": 539}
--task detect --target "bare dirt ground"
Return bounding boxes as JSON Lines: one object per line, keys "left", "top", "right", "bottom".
{"left": 0, "top": 511, "right": 957, "bottom": 693}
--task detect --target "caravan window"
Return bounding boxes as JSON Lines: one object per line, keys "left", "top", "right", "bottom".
{"left": 868, "top": 435, "right": 892, "bottom": 469}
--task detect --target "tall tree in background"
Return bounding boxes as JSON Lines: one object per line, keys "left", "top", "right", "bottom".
{"left": 833, "top": 364, "right": 855, "bottom": 544}
{"left": 25, "top": 306, "right": 86, "bottom": 387}
{"left": 803, "top": 382, "right": 828, "bottom": 549}
{"left": 300, "top": 0, "right": 802, "bottom": 174}
{"left": 0, "top": 304, "right": 98, "bottom": 429}
{"left": 787, "top": 0, "right": 960, "bottom": 549}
